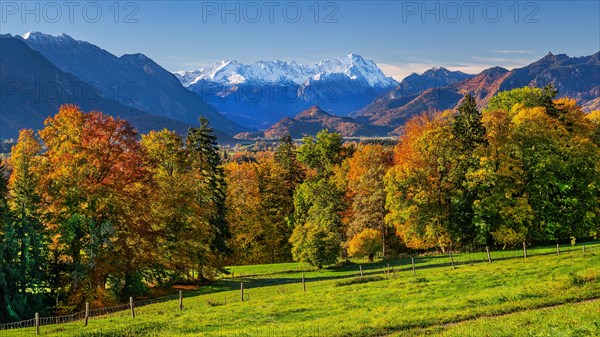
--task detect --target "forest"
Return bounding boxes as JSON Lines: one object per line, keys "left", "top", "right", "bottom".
{"left": 0, "top": 86, "right": 598, "bottom": 322}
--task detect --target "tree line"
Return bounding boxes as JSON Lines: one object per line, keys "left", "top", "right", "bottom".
{"left": 0, "top": 86, "right": 598, "bottom": 321}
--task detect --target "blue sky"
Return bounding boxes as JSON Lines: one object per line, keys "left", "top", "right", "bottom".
{"left": 2, "top": 0, "right": 599, "bottom": 80}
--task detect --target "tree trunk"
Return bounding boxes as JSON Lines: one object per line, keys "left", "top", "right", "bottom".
{"left": 382, "top": 227, "right": 386, "bottom": 258}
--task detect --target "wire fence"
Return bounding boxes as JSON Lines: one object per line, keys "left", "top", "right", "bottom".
{"left": 0, "top": 241, "right": 597, "bottom": 332}
{"left": 0, "top": 293, "right": 182, "bottom": 331}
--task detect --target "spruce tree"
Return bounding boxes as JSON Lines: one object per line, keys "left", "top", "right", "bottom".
{"left": 453, "top": 93, "right": 486, "bottom": 152}
{"left": 274, "top": 134, "right": 305, "bottom": 198}
{"left": 450, "top": 94, "right": 487, "bottom": 247}
{"left": 0, "top": 163, "right": 17, "bottom": 322}
{"left": 3, "top": 131, "right": 49, "bottom": 320}
{"left": 187, "top": 116, "right": 230, "bottom": 260}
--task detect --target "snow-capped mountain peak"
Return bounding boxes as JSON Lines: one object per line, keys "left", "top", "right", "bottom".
{"left": 174, "top": 55, "right": 398, "bottom": 88}
{"left": 22, "top": 31, "right": 76, "bottom": 43}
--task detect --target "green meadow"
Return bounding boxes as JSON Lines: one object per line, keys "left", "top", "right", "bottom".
{"left": 5, "top": 242, "right": 600, "bottom": 337}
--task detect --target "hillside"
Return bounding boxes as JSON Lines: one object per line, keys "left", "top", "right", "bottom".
{"left": 5, "top": 242, "right": 599, "bottom": 336}
{"left": 235, "top": 106, "right": 392, "bottom": 139}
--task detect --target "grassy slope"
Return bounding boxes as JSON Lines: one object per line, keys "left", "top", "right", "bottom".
{"left": 5, "top": 243, "right": 600, "bottom": 336}
{"left": 402, "top": 299, "right": 600, "bottom": 337}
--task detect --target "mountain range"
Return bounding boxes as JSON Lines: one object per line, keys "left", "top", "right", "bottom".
{"left": 174, "top": 55, "right": 399, "bottom": 129}
{"left": 354, "top": 52, "right": 600, "bottom": 132}
{"left": 1, "top": 31, "right": 598, "bottom": 142}
{"left": 0, "top": 35, "right": 203, "bottom": 140}
{"left": 12, "top": 32, "right": 248, "bottom": 136}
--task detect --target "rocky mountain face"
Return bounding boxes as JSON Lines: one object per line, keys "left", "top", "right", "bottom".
{"left": 0, "top": 35, "right": 186, "bottom": 138}
{"left": 0, "top": 35, "right": 236, "bottom": 143}
{"left": 174, "top": 54, "right": 399, "bottom": 129}
{"left": 17, "top": 32, "right": 247, "bottom": 135}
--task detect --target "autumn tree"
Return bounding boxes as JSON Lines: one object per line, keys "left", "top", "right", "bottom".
{"left": 469, "top": 108, "right": 531, "bottom": 247}
{"left": 291, "top": 130, "right": 348, "bottom": 266}
{"left": 510, "top": 99, "right": 598, "bottom": 241}
{"left": 224, "top": 161, "right": 264, "bottom": 264}
{"left": 473, "top": 90, "right": 599, "bottom": 245}
{"left": 345, "top": 144, "right": 394, "bottom": 256}
{"left": 255, "top": 157, "right": 297, "bottom": 262}
{"left": 347, "top": 228, "right": 383, "bottom": 262}
{"left": 385, "top": 112, "right": 454, "bottom": 251}
{"left": 289, "top": 221, "right": 341, "bottom": 268}
{"left": 486, "top": 85, "right": 558, "bottom": 115}
{"left": 586, "top": 110, "right": 600, "bottom": 146}
{"left": 141, "top": 129, "right": 212, "bottom": 282}
{"left": 225, "top": 154, "right": 299, "bottom": 264}
{"left": 38, "top": 105, "right": 150, "bottom": 304}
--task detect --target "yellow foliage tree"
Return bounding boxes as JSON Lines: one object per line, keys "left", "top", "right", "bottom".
{"left": 347, "top": 228, "right": 383, "bottom": 262}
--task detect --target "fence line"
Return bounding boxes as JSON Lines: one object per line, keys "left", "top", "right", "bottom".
{"left": 0, "top": 241, "right": 597, "bottom": 331}
{"left": 0, "top": 293, "right": 182, "bottom": 331}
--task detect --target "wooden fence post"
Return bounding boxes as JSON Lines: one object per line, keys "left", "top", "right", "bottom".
{"left": 84, "top": 302, "right": 89, "bottom": 327}
{"left": 411, "top": 257, "right": 416, "bottom": 276}
{"left": 486, "top": 246, "right": 492, "bottom": 263}
{"left": 583, "top": 245, "right": 586, "bottom": 254}
{"left": 302, "top": 274, "right": 306, "bottom": 292}
{"left": 179, "top": 291, "right": 183, "bottom": 310}
{"left": 359, "top": 265, "right": 363, "bottom": 277}
{"left": 35, "top": 313, "right": 39, "bottom": 335}
{"left": 240, "top": 282, "right": 244, "bottom": 302}
{"left": 557, "top": 243, "right": 560, "bottom": 255}
{"left": 130, "top": 297, "right": 135, "bottom": 318}
{"left": 523, "top": 242, "right": 527, "bottom": 258}
{"left": 449, "top": 251, "right": 456, "bottom": 269}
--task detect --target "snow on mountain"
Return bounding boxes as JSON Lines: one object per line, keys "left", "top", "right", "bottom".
{"left": 17, "top": 31, "right": 248, "bottom": 135}
{"left": 174, "top": 54, "right": 398, "bottom": 89}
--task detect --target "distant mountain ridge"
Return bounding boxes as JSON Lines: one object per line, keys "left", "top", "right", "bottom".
{"left": 355, "top": 52, "right": 600, "bottom": 129}
{"left": 393, "top": 67, "right": 473, "bottom": 96}
{"left": 3, "top": 31, "right": 597, "bottom": 141}
{"left": 16, "top": 32, "right": 248, "bottom": 135}
{"left": 174, "top": 54, "right": 399, "bottom": 129}
{"left": 354, "top": 67, "right": 473, "bottom": 124}
{"left": 234, "top": 106, "right": 391, "bottom": 140}
{"left": 0, "top": 35, "right": 193, "bottom": 139}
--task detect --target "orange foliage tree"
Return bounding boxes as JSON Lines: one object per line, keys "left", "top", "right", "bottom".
{"left": 385, "top": 112, "right": 454, "bottom": 251}
{"left": 37, "top": 105, "right": 151, "bottom": 305}
{"left": 344, "top": 144, "right": 393, "bottom": 256}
